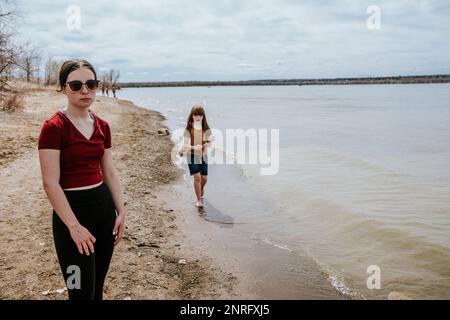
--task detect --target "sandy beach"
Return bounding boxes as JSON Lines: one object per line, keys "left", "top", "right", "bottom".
{"left": 2, "top": 0, "right": 450, "bottom": 302}
{"left": 0, "top": 86, "right": 238, "bottom": 300}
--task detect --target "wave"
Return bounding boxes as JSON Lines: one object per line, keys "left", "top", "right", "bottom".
{"left": 254, "top": 234, "right": 366, "bottom": 299}
{"left": 260, "top": 238, "right": 293, "bottom": 253}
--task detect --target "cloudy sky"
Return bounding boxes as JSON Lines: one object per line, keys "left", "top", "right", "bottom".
{"left": 13, "top": 0, "right": 450, "bottom": 82}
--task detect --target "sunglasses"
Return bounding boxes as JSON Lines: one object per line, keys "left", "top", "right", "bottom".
{"left": 65, "top": 79, "right": 100, "bottom": 92}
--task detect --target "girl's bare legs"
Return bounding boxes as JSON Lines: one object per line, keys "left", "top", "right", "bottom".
{"left": 193, "top": 173, "right": 202, "bottom": 206}
{"left": 201, "top": 175, "right": 207, "bottom": 198}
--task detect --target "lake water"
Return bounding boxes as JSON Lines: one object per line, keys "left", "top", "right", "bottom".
{"left": 119, "top": 84, "right": 450, "bottom": 299}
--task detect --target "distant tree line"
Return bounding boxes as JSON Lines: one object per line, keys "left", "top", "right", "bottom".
{"left": 119, "top": 74, "right": 450, "bottom": 88}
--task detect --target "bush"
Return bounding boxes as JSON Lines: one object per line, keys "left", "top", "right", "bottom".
{"left": 1, "top": 90, "right": 24, "bottom": 112}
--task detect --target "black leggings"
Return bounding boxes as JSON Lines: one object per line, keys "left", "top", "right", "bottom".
{"left": 52, "top": 182, "right": 116, "bottom": 300}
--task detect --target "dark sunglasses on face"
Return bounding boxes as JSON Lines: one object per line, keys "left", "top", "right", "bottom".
{"left": 65, "top": 79, "right": 100, "bottom": 92}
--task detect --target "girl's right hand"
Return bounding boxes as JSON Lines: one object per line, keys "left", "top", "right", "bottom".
{"left": 69, "top": 223, "right": 96, "bottom": 255}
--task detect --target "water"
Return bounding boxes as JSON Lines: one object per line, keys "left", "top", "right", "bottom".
{"left": 119, "top": 84, "right": 450, "bottom": 299}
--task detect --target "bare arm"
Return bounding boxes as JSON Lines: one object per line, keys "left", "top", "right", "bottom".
{"left": 203, "top": 130, "right": 213, "bottom": 151}
{"left": 183, "top": 135, "right": 192, "bottom": 152}
{"left": 38, "top": 149, "right": 96, "bottom": 255}
{"left": 100, "top": 148, "right": 125, "bottom": 245}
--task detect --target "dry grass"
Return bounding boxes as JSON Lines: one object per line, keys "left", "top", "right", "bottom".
{"left": 1, "top": 90, "right": 24, "bottom": 112}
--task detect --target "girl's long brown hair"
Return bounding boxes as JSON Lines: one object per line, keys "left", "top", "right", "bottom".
{"left": 185, "top": 105, "right": 210, "bottom": 132}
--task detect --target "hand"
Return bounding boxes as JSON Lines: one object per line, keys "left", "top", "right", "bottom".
{"left": 113, "top": 213, "right": 125, "bottom": 246}
{"left": 69, "top": 223, "right": 96, "bottom": 255}
{"left": 193, "top": 145, "right": 203, "bottom": 151}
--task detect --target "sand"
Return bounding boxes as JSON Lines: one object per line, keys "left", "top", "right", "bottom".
{"left": 0, "top": 87, "right": 238, "bottom": 299}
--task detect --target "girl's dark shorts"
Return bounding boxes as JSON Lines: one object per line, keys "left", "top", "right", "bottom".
{"left": 187, "top": 154, "right": 208, "bottom": 176}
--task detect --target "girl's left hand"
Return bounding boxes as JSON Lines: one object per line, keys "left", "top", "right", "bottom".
{"left": 113, "top": 213, "right": 125, "bottom": 246}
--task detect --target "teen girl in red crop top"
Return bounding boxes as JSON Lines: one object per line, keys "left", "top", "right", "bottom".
{"left": 38, "top": 59, "right": 125, "bottom": 300}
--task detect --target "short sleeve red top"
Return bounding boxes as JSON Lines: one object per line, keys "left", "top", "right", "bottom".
{"left": 38, "top": 110, "right": 112, "bottom": 189}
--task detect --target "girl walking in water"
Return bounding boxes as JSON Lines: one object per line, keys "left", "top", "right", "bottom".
{"left": 183, "top": 105, "right": 212, "bottom": 208}
{"left": 38, "top": 59, "right": 125, "bottom": 300}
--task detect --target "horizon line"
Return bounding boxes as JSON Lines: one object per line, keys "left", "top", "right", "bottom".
{"left": 118, "top": 74, "right": 450, "bottom": 85}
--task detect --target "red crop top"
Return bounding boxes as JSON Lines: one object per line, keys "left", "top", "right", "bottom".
{"left": 38, "top": 110, "right": 112, "bottom": 189}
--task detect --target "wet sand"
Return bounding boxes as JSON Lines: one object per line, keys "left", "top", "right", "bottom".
{"left": 163, "top": 167, "right": 345, "bottom": 300}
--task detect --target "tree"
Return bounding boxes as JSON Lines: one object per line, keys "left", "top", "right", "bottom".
{"left": 100, "top": 70, "right": 109, "bottom": 84}
{"left": 44, "top": 56, "right": 62, "bottom": 86}
{"left": 17, "top": 43, "right": 42, "bottom": 83}
{"left": 108, "top": 68, "right": 120, "bottom": 84}
{"left": 0, "top": 0, "right": 18, "bottom": 90}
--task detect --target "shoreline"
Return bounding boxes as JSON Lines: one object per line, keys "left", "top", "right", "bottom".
{"left": 120, "top": 88, "right": 348, "bottom": 300}
{"left": 0, "top": 87, "right": 238, "bottom": 299}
